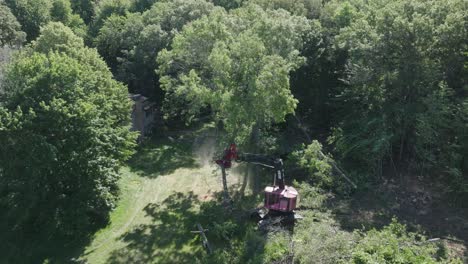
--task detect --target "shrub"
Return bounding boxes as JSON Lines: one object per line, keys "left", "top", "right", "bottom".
{"left": 291, "top": 141, "right": 334, "bottom": 188}
{"left": 351, "top": 218, "right": 438, "bottom": 264}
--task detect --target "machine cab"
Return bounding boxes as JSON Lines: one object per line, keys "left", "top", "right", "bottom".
{"left": 264, "top": 185, "right": 298, "bottom": 213}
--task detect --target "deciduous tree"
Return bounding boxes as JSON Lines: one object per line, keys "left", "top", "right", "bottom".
{"left": 5, "top": 0, "right": 52, "bottom": 41}
{"left": 96, "top": 0, "right": 216, "bottom": 96}
{"left": 330, "top": 0, "right": 467, "bottom": 182}
{"left": 158, "top": 4, "right": 315, "bottom": 144}
{"left": 0, "top": 2, "right": 26, "bottom": 47}
{"left": 0, "top": 22, "right": 137, "bottom": 235}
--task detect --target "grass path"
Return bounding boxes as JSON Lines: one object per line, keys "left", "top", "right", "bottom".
{"left": 79, "top": 129, "right": 241, "bottom": 263}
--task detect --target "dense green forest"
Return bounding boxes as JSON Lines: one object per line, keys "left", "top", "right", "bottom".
{"left": 0, "top": 0, "right": 466, "bottom": 263}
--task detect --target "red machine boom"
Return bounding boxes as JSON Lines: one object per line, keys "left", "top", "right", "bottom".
{"left": 216, "top": 144, "right": 298, "bottom": 213}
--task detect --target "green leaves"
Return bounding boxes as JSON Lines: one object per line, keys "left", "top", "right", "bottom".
{"left": 158, "top": 4, "right": 312, "bottom": 144}
{"left": 351, "top": 218, "right": 438, "bottom": 264}
{"left": 4, "top": 0, "right": 86, "bottom": 42}
{"left": 249, "top": 0, "right": 322, "bottom": 19}
{"left": 5, "top": 0, "right": 52, "bottom": 41}
{"left": 330, "top": 0, "right": 466, "bottom": 178}
{"left": 94, "top": 0, "right": 216, "bottom": 95}
{"left": 292, "top": 141, "right": 333, "bottom": 188}
{"left": 32, "top": 22, "right": 84, "bottom": 53}
{"left": 0, "top": 3, "right": 26, "bottom": 46}
{"left": 0, "top": 23, "right": 137, "bottom": 235}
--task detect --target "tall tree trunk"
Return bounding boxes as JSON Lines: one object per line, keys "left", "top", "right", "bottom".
{"left": 221, "top": 166, "right": 230, "bottom": 203}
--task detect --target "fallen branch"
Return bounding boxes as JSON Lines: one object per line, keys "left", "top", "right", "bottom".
{"left": 193, "top": 223, "right": 213, "bottom": 254}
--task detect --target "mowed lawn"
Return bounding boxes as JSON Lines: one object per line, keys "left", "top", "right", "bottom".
{"left": 79, "top": 130, "right": 243, "bottom": 263}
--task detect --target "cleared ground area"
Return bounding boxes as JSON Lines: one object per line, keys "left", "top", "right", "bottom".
{"left": 79, "top": 127, "right": 243, "bottom": 263}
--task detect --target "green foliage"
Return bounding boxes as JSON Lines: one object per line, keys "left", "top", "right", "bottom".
{"left": 158, "top": 4, "right": 315, "bottom": 144}
{"left": 49, "top": 0, "right": 87, "bottom": 38}
{"left": 263, "top": 231, "right": 291, "bottom": 263}
{"left": 30, "top": 22, "right": 84, "bottom": 54}
{"left": 129, "top": 0, "right": 157, "bottom": 12}
{"left": 4, "top": 0, "right": 86, "bottom": 42}
{"left": 95, "top": 13, "right": 141, "bottom": 72}
{"left": 95, "top": 0, "right": 216, "bottom": 96}
{"left": 0, "top": 0, "right": 466, "bottom": 260}
{"left": 248, "top": 0, "right": 322, "bottom": 19}
{"left": 0, "top": 22, "right": 137, "bottom": 235}
{"left": 293, "top": 210, "right": 356, "bottom": 264}
{"left": 0, "top": 2, "right": 26, "bottom": 47}
{"left": 329, "top": 0, "right": 466, "bottom": 182}
{"left": 70, "top": 0, "right": 98, "bottom": 24}
{"left": 210, "top": 0, "right": 245, "bottom": 10}
{"left": 5, "top": 0, "right": 52, "bottom": 41}
{"left": 67, "top": 13, "right": 87, "bottom": 39}
{"left": 292, "top": 181, "right": 353, "bottom": 263}
{"left": 50, "top": 0, "right": 72, "bottom": 24}
{"left": 351, "top": 218, "right": 438, "bottom": 264}
{"left": 89, "top": 0, "right": 130, "bottom": 39}
{"left": 292, "top": 141, "right": 334, "bottom": 188}
{"left": 294, "top": 180, "right": 329, "bottom": 209}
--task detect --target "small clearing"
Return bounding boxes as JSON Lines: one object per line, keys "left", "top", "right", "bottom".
{"left": 79, "top": 127, "right": 243, "bottom": 263}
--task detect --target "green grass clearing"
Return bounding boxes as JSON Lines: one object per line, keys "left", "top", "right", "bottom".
{"left": 79, "top": 129, "right": 248, "bottom": 263}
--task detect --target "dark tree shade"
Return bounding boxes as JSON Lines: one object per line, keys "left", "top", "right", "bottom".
{"left": 71, "top": 0, "right": 98, "bottom": 24}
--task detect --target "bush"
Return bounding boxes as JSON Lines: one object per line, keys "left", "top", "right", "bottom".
{"left": 293, "top": 210, "right": 356, "bottom": 264}
{"left": 294, "top": 180, "right": 330, "bottom": 209}
{"left": 351, "top": 218, "right": 438, "bottom": 264}
{"left": 291, "top": 141, "right": 334, "bottom": 188}
{"left": 264, "top": 231, "right": 291, "bottom": 263}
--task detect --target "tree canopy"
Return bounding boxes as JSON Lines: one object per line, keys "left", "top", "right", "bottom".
{"left": 0, "top": 2, "right": 26, "bottom": 47}
{"left": 0, "top": 0, "right": 467, "bottom": 261}
{"left": 4, "top": 0, "right": 52, "bottom": 41}
{"left": 329, "top": 0, "right": 467, "bottom": 181}
{"left": 4, "top": 0, "right": 87, "bottom": 42}
{"left": 158, "top": 4, "right": 318, "bottom": 144}
{"left": 0, "top": 22, "right": 136, "bottom": 235}
{"left": 70, "top": 0, "right": 98, "bottom": 24}
{"left": 95, "top": 0, "right": 216, "bottom": 96}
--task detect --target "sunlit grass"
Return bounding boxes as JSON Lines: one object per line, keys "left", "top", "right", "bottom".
{"left": 79, "top": 127, "right": 245, "bottom": 263}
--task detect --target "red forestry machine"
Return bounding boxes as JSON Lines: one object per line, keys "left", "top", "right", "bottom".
{"left": 216, "top": 144, "right": 300, "bottom": 223}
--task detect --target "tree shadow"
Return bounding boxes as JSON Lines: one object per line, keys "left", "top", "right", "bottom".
{"left": 330, "top": 182, "right": 468, "bottom": 249}
{"left": 128, "top": 136, "right": 198, "bottom": 178}
{"left": 107, "top": 192, "right": 202, "bottom": 264}
{"left": 107, "top": 191, "right": 267, "bottom": 264}
{"left": 0, "top": 222, "right": 93, "bottom": 264}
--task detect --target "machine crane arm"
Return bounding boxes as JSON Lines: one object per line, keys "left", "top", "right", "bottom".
{"left": 216, "top": 144, "right": 286, "bottom": 189}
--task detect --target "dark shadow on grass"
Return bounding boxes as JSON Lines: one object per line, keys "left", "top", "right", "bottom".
{"left": 0, "top": 222, "right": 93, "bottom": 264}
{"left": 128, "top": 136, "right": 198, "bottom": 178}
{"left": 107, "top": 191, "right": 266, "bottom": 264}
{"left": 107, "top": 192, "right": 202, "bottom": 264}
{"left": 330, "top": 182, "right": 468, "bottom": 249}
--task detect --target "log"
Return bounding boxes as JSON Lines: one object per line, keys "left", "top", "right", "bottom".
{"left": 195, "top": 223, "right": 212, "bottom": 254}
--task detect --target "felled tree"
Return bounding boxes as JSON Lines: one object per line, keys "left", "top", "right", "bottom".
{"left": 0, "top": 22, "right": 137, "bottom": 235}
{"left": 158, "top": 4, "right": 316, "bottom": 144}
